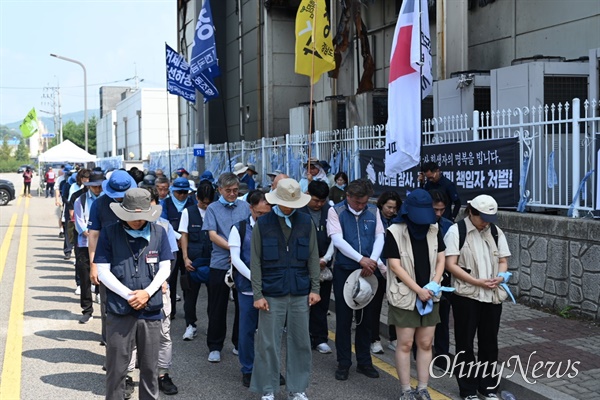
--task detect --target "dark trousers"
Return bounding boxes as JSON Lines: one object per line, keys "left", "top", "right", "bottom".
{"left": 182, "top": 271, "right": 208, "bottom": 327}
{"left": 75, "top": 246, "right": 92, "bottom": 316}
{"left": 237, "top": 291, "right": 258, "bottom": 374}
{"left": 63, "top": 221, "right": 75, "bottom": 257}
{"left": 452, "top": 295, "right": 502, "bottom": 397}
{"left": 434, "top": 292, "right": 452, "bottom": 356}
{"left": 23, "top": 182, "right": 31, "bottom": 195}
{"left": 332, "top": 268, "right": 373, "bottom": 369}
{"left": 309, "top": 278, "right": 332, "bottom": 347}
{"left": 370, "top": 274, "right": 386, "bottom": 343}
{"left": 45, "top": 182, "right": 55, "bottom": 197}
{"left": 168, "top": 251, "right": 183, "bottom": 317}
{"left": 207, "top": 268, "right": 239, "bottom": 351}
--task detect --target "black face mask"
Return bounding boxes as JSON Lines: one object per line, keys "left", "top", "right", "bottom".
{"left": 405, "top": 217, "right": 429, "bottom": 240}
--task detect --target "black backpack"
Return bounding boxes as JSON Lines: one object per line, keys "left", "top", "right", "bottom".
{"left": 457, "top": 219, "right": 498, "bottom": 250}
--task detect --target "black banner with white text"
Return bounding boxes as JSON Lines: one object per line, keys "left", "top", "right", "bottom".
{"left": 359, "top": 138, "right": 520, "bottom": 207}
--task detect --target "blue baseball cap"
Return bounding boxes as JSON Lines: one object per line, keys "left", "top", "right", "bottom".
{"left": 200, "top": 170, "right": 214, "bottom": 183}
{"left": 400, "top": 189, "right": 436, "bottom": 225}
{"left": 102, "top": 170, "right": 137, "bottom": 199}
{"left": 170, "top": 177, "right": 193, "bottom": 193}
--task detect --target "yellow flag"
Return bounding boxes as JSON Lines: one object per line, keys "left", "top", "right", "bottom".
{"left": 295, "top": 0, "right": 335, "bottom": 84}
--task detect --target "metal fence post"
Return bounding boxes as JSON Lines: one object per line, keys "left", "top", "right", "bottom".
{"left": 473, "top": 110, "right": 480, "bottom": 141}
{"left": 314, "top": 130, "right": 320, "bottom": 160}
{"left": 572, "top": 98, "right": 581, "bottom": 218}
{"left": 261, "top": 137, "right": 267, "bottom": 184}
{"left": 353, "top": 125, "right": 360, "bottom": 181}
{"left": 285, "top": 134, "right": 290, "bottom": 176}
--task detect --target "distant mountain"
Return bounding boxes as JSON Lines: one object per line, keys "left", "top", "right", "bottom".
{"left": 3, "top": 109, "right": 100, "bottom": 134}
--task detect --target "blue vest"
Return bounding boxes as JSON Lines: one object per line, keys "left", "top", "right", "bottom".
{"left": 186, "top": 205, "right": 212, "bottom": 262}
{"left": 233, "top": 219, "right": 253, "bottom": 293}
{"left": 164, "top": 196, "right": 195, "bottom": 231}
{"left": 94, "top": 194, "right": 120, "bottom": 230}
{"left": 333, "top": 201, "right": 378, "bottom": 271}
{"left": 258, "top": 211, "right": 312, "bottom": 297}
{"left": 104, "top": 223, "right": 164, "bottom": 316}
{"left": 299, "top": 204, "right": 331, "bottom": 263}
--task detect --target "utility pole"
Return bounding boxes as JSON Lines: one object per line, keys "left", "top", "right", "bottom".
{"left": 42, "top": 84, "right": 62, "bottom": 145}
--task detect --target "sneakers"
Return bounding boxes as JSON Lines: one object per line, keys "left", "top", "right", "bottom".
{"left": 74, "top": 286, "right": 81, "bottom": 295}
{"left": 94, "top": 293, "right": 101, "bottom": 304}
{"left": 175, "top": 294, "right": 182, "bottom": 302}
{"left": 183, "top": 325, "right": 197, "bottom": 341}
{"left": 316, "top": 343, "right": 332, "bottom": 354}
{"left": 356, "top": 364, "right": 379, "bottom": 378}
{"left": 262, "top": 393, "right": 275, "bottom": 400}
{"left": 124, "top": 376, "right": 134, "bottom": 399}
{"left": 242, "top": 373, "right": 252, "bottom": 387}
{"left": 208, "top": 350, "right": 221, "bottom": 363}
{"left": 370, "top": 340, "right": 384, "bottom": 354}
{"left": 479, "top": 394, "right": 498, "bottom": 400}
{"left": 388, "top": 340, "right": 397, "bottom": 351}
{"left": 158, "top": 373, "right": 178, "bottom": 395}
{"left": 414, "top": 388, "right": 432, "bottom": 400}
{"left": 464, "top": 396, "right": 479, "bottom": 400}
{"left": 335, "top": 366, "right": 349, "bottom": 381}
{"left": 232, "top": 347, "right": 239, "bottom": 356}
{"left": 288, "top": 392, "right": 309, "bottom": 400}
{"left": 64, "top": 253, "right": 71, "bottom": 260}
{"left": 79, "top": 314, "right": 93, "bottom": 324}
{"left": 399, "top": 390, "right": 417, "bottom": 400}
{"left": 58, "top": 231, "right": 64, "bottom": 238}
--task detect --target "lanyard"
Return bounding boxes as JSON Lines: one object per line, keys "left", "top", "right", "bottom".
{"left": 123, "top": 232, "right": 148, "bottom": 278}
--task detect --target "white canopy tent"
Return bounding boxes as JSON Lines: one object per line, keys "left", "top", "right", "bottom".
{"left": 38, "top": 139, "right": 96, "bottom": 163}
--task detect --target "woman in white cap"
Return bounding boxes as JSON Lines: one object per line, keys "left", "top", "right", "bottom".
{"left": 383, "top": 189, "right": 446, "bottom": 400}
{"left": 249, "top": 178, "right": 321, "bottom": 400}
{"left": 443, "top": 194, "right": 511, "bottom": 400}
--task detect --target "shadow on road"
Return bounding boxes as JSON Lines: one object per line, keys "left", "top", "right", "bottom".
{"left": 35, "top": 329, "right": 102, "bottom": 343}
{"left": 30, "top": 286, "right": 74, "bottom": 293}
{"left": 40, "top": 372, "right": 105, "bottom": 395}
{"left": 24, "top": 309, "right": 76, "bottom": 320}
{"left": 34, "top": 254, "right": 68, "bottom": 259}
{"left": 35, "top": 247, "right": 65, "bottom": 251}
{"left": 35, "top": 266, "right": 73, "bottom": 272}
{"left": 36, "top": 259, "right": 73, "bottom": 265}
{"left": 32, "top": 295, "right": 79, "bottom": 304}
{"left": 39, "top": 275, "right": 75, "bottom": 280}
{"left": 23, "top": 348, "right": 104, "bottom": 366}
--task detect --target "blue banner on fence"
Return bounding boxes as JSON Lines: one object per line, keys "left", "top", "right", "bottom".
{"left": 166, "top": 44, "right": 196, "bottom": 103}
{"left": 189, "top": 0, "right": 220, "bottom": 102}
{"left": 360, "top": 138, "right": 520, "bottom": 207}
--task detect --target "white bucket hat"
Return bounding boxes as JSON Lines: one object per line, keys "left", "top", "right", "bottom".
{"left": 343, "top": 269, "right": 378, "bottom": 310}
{"left": 265, "top": 178, "right": 310, "bottom": 209}
{"left": 233, "top": 162, "right": 248, "bottom": 176}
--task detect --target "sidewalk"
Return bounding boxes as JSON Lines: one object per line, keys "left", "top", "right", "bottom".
{"left": 376, "top": 299, "right": 600, "bottom": 400}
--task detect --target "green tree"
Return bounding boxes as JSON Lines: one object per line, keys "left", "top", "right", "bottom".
{"left": 15, "top": 137, "right": 29, "bottom": 161}
{"left": 48, "top": 116, "right": 97, "bottom": 154}
{"left": 0, "top": 136, "right": 12, "bottom": 160}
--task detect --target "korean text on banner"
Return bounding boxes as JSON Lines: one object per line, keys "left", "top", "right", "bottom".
{"left": 385, "top": 0, "right": 432, "bottom": 176}
{"left": 20, "top": 108, "right": 39, "bottom": 139}
{"left": 166, "top": 44, "right": 196, "bottom": 103}
{"left": 295, "top": 0, "right": 335, "bottom": 84}
{"left": 189, "top": 0, "right": 220, "bottom": 102}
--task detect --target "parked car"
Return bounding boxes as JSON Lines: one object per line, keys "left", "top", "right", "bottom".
{"left": 0, "top": 179, "right": 16, "bottom": 206}
{"left": 17, "top": 164, "right": 35, "bottom": 174}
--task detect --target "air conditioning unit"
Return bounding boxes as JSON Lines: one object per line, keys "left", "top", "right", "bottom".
{"left": 315, "top": 96, "right": 347, "bottom": 132}
{"left": 345, "top": 91, "right": 388, "bottom": 127}
{"left": 433, "top": 71, "right": 491, "bottom": 125}
{"left": 491, "top": 58, "right": 589, "bottom": 113}
{"left": 289, "top": 103, "right": 312, "bottom": 136}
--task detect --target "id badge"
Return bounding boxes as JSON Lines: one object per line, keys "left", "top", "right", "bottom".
{"left": 146, "top": 250, "right": 159, "bottom": 264}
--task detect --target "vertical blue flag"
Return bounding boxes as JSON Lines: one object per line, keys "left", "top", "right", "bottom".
{"left": 190, "top": 0, "right": 220, "bottom": 102}
{"left": 165, "top": 44, "right": 196, "bottom": 103}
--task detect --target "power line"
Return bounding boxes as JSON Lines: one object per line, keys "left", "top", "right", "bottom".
{"left": 0, "top": 77, "right": 142, "bottom": 90}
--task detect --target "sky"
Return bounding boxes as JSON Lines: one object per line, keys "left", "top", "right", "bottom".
{"left": 0, "top": 0, "right": 177, "bottom": 126}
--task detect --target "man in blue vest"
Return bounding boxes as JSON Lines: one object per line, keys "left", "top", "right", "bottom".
{"left": 299, "top": 180, "right": 335, "bottom": 355}
{"left": 96, "top": 188, "right": 174, "bottom": 400}
{"left": 250, "top": 178, "right": 320, "bottom": 400}
{"left": 202, "top": 172, "right": 250, "bottom": 363}
{"left": 180, "top": 182, "right": 216, "bottom": 340}
{"left": 160, "top": 177, "right": 196, "bottom": 319}
{"left": 228, "top": 190, "right": 272, "bottom": 387}
{"left": 327, "top": 179, "right": 385, "bottom": 381}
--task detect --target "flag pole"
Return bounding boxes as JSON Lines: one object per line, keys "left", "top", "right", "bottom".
{"left": 306, "top": 2, "right": 318, "bottom": 169}
{"left": 217, "top": 79, "right": 233, "bottom": 172}
{"left": 166, "top": 88, "right": 173, "bottom": 179}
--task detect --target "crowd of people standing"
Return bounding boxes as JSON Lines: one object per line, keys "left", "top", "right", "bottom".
{"left": 50, "top": 159, "right": 513, "bottom": 400}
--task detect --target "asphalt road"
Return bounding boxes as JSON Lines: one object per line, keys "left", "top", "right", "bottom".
{"left": 0, "top": 173, "right": 458, "bottom": 400}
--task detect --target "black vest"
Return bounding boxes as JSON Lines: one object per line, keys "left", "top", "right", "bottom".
{"left": 258, "top": 211, "right": 312, "bottom": 297}
{"left": 164, "top": 196, "right": 195, "bottom": 231}
{"left": 104, "top": 223, "right": 164, "bottom": 315}
{"left": 186, "top": 205, "right": 212, "bottom": 262}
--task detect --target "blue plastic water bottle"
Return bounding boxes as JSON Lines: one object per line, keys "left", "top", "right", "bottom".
{"left": 500, "top": 390, "right": 517, "bottom": 400}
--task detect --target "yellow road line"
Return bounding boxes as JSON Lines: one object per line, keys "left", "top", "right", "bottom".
{"left": 0, "top": 214, "right": 18, "bottom": 284}
{"left": 0, "top": 214, "right": 28, "bottom": 399}
{"left": 16, "top": 195, "right": 23, "bottom": 206}
{"left": 328, "top": 331, "right": 450, "bottom": 399}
